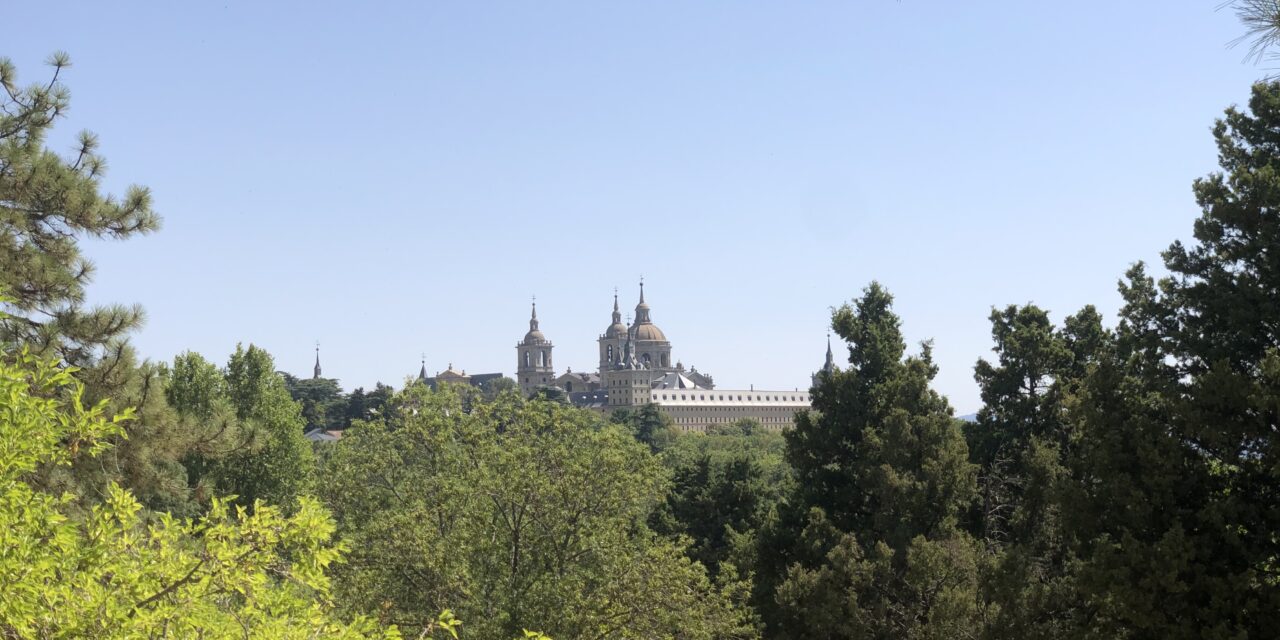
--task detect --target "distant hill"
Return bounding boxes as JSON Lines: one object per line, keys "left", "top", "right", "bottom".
{"left": 957, "top": 413, "right": 978, "bottom": 423}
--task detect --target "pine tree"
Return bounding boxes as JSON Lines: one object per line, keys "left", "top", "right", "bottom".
{"left": 0, "top": 53, "right": 159, "bottom": 367}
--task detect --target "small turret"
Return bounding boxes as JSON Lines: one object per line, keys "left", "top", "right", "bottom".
{"left": 812, "top": 333, "right": 838, "bottom": 388}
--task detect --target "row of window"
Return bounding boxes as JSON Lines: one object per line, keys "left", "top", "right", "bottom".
{"left": 671, "top": 415, "right": 791, "bottom": 423}
{"left": 676, "top": 422, "right": 789, "bottom": 432}
{"left": 657, "top": 393, "right": 807, "bottom": 403}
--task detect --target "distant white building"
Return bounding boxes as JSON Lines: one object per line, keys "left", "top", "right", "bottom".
{"left": 520, "top": 282, "right": 831, "bottom": 432}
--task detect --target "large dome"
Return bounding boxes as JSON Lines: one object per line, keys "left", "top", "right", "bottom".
{"left": 603, "top": 293, "right": 627, "bottom": 338}
{"left": 604, "top": 321, "right": 628, "bottom": 338}
{"left": 524, "top": 328, "right": 547, "bottom": 343}
{"left": 633, "top": 323, "right": 667, "bottom": 342}
{"left": 630, "top": 283, "right": 667, "bottom": 342}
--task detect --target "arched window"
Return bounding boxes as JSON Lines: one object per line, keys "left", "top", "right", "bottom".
{"left": 524, "top": 351, "right": 530, "bottom": 368}
{"left": 607, "top": 345, "right": 613, "bottom": 361}
{"left": 642, "top": 353, "right": 651, "bottom": 366}
{"left": 661, "top": 354, "right": 669, "bottom": 367}
{"left": 566, "top": 381, "right": 573, "bottom": 392}
{"left": 538, "top": 350, "right": 546, "bottom": 367}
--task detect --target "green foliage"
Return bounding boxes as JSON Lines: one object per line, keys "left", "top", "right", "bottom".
{"left": 969, "top": 305, "right": 1071, "bottom": 470}
{"left": 322, "top": 385, "right": 755, "bottom": 639}
{"left": 766, "top": 282, "right": 981, "bottom": 639}
{"left": 283, "top": 373, "right": 347, "bottom": 432}
{"left": 609, "top": 402, "right": 676, "bottom": 451}
{"left": 962, "top": 81, "right": 1280, "bottom": 639}
{"left": 786, "top": 283, "right": 976, "bottom": 543}
{"left": 344, "top": 382, "right": 396, "bottom": 425}
{"left": 529, "top": 384, "right": 568, "bottom": 403}
{"left": 212, "top": 344, "right": 315, "bottom": 510}
{"left": 651, "top": 422, "right": 792, "bottom": 581}
{"left": 0, "top": 53, "right": 159, "bottom": 370}
{"left": 39, "top": 343, "right": 316, "bottom": 516}
{"left": 10, "top": 37, "right": 1280, "bottom": 640}
{"left": 169, "top": 350, "right": 231, "bottom": 420}
{"left": 964, "top": 305, "right": 1104, "bottom": 637}
{"left": 1042, "top": 82, "right": 1280, "bottom": 638}
{"left": 30, "top": 349, "right": 244, "bottom": 517}
{"left": 479, "top": 375, "right": 517, "bottom": 401}
{"left": 0, "top": 349, "right": 394, "bottom": 638}
{"left": 775, "top": 510, "right": 982, "bottom": 640}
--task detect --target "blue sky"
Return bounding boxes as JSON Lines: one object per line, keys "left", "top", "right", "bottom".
{"left": 5, "top": 1, "right": 1264, "bottom": 412}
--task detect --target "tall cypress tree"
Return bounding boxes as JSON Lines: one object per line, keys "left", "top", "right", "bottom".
{"left": 769, "top": 283, "right": 980, "bottom": 639}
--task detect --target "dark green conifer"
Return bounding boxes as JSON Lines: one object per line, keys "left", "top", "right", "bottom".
{"left": 0, "top": 53, "right": 159, "bottom": 368}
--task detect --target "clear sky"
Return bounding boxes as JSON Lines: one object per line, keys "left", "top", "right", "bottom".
{"left": 5, "top": 1, "right": 1265, "bottom": 412}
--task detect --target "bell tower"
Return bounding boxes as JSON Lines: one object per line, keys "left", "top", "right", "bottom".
{"left": 516, "top": 298, "right": 554, "bottom": 396}
{"left": 598, "top": 289, "right": 628, "bottom": 374}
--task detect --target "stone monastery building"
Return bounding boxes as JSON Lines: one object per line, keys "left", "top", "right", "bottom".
{"left": 516, "top": 283, "right": 836, "bottom": 432}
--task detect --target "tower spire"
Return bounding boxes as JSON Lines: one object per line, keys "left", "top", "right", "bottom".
{"left": 624, "top": 323, "right": 636, "bottom": 369}
{"left": 824, "top": 332, "right": 836, "bottom": 371}
{"left": 634, "top": 278, "right": 652, "bottom": 325}
{"left": 313, "top": 341, "right": 322, "bottom": 379}
{"left": 530, "top": 295, "right": 539, "bottom": 331}
{"left": 612, "top": 287, "right": 621, "bottom": 324}
{"left": 419, "top": 353, "right": 427, "bottom": 381}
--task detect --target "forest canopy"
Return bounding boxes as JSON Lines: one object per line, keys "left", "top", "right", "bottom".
{"left": 5, "top": 12, "right": 1280, "bottom": 636}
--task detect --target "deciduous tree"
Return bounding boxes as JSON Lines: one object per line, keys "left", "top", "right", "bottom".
{"left": 0, "top": 348, "right": 394, "bottom": 639}
{"left": 322, "top": 385, "right": 754, "bottom": 639}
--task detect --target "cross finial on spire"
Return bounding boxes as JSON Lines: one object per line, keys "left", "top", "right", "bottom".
{"left": 313, "top": 340, "right": 322, "bottom": 379}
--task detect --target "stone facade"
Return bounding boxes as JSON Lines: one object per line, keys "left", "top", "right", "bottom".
{"left": 520, "top": 283, "right": 829, "bottom": 432}
{"left": 417, "top": 360, "right": 507, "bottom": 391}
{"left": 515, "top": 302, "right": 554, "bottom": 396}
{"left": 554, "top": 369, "right": 600, "bottom": 394}
{"left": 652, "top": 388, "right": 811, "bottom": 432}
